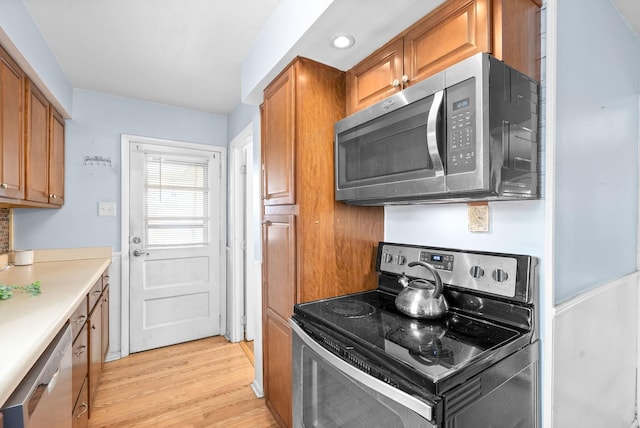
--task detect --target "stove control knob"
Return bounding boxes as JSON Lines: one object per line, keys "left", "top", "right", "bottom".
{"left": 383, "top": 253, "right": 393, "bottom": 263}
{"left": 492, "top": 269, "right": 509, "bottom": 283}
{"left": 469, "top": 266, "right": 485, "bottom": 279}
{"left": 395, "top": 255, "right": 406, "bottom": 265}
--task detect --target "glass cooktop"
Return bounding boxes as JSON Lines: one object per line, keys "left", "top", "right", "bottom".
{"left": 293, "top": 290, "right": 523, "bottom": 384}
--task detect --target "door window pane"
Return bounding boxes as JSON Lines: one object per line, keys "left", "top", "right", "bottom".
{"left": 144, "top": 153, "right": 210, "bottom": 248}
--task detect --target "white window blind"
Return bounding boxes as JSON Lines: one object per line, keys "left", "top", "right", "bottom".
{"left": 143, "top": 152, "right": 210, "bottom": 248}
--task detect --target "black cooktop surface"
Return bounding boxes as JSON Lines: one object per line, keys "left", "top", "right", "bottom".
{"left": 294, "top": 290, "right": 524, "bottom": 384}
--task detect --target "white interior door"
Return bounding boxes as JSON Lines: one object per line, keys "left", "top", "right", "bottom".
{"left": 129, "top": 141, "right": 222, "bottom": 353}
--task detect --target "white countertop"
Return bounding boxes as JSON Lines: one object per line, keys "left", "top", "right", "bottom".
{"left": 0, "top": 248, "right": 111, "bottom": 405}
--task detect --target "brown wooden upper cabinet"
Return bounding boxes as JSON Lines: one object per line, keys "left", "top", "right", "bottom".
{"left": 48, "top": 108, "right": 65, "bottom": 205}
{"left": 0, "top": 45, "right": 25, "bottom": 200}
{"left": 25, "top": 81, "right": 50, "bottom": 204}
{"left": 0, "top": 40, "right": 65, "bottom": 208}
{"left": 26, "top": 80, "right": 65, "bottom": 206}
{"left": 262, "top": 66, "right": 295, "bottom": 206}
{"left": 346, "top": 0, "right": 541, "bottom": 115}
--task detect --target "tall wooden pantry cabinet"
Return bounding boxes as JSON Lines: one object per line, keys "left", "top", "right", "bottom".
{"left": 261, "top": 57, "right": 384, "bottom": 427}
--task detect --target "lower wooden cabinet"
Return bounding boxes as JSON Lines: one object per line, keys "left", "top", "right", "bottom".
{"left": 262, "top": 213, "right": 296, "bottom": 427}
{"left": 70, "top": 268, "right": 109, "bottom": 424}
{"left": 264, "top": 314, "right": 292, "bottom": 428}
{"left": 72, "top": 377, "right": 89, "bottom": 428}
{"left": 71, "top": 323, "right": 88, "bottom": 406}
{"left": 101, "top": 286, "right": 109, "bottom": 361}
{"left": 88, "top": 296, "right": 102, "bottom": 411}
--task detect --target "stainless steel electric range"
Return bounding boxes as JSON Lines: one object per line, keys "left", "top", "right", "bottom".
{"left": 291, "top": 242, "right": 539, "bottom": 427}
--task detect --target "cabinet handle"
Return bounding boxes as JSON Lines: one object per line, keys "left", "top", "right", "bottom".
{"left": 75, "top": 403, "right": 89, "bottom": 419}
{"left": 74, "top": 345, "right": 87, "bottom": 356}
{"left": 49, "top": 193, "right": 57, "bottom": 199}
{"left": 92, "top": 324, "right": 97, "bottom": 330}
{"left": 92, "top": 290, "right": 102, "bottom": 296}
{"left": 0, "top": 183, "right": 7, "bottom": 189}
{"left": 75, "top": 315, "right": 87, "bottom": 325}
{"left": 392, "top": 79, "right": 401, "bottom": 88}
{"left": 401, "top": 75, "right": 410, "bottom": 84}
{"left": 261, "top": 220, "right": 271, "bottom": 226}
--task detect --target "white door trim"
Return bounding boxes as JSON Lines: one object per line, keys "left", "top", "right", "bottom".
{"left": 542, "top": 1, "right": 556, "bottom": 427}
{"left": 229, "top": 124, "right": 255, "bottom": 343}
{"left": 120, "top": 133, "right": 227, "bottom": 357}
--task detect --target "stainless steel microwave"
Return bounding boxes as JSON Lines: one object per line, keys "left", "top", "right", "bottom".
{"left": 334, "top": 53, "right": 539, "bottom": 205}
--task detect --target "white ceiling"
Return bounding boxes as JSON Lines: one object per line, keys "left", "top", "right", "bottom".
{"left": 22, "top": 0, "right": 640, "bottom": 115}
{"left": 22, "top": 0, "right": 283, "bottom": 114}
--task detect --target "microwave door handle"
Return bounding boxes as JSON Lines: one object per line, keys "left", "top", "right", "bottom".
{"left": 427, "top": 90, "right": 445, "bottom": 177}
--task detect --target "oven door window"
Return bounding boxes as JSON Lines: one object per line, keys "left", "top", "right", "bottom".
{"left": 298, "top": 344, "right": 436, "bottom": 428}
{"left": 336, "top": 95, "right": 442, "bottom": 190}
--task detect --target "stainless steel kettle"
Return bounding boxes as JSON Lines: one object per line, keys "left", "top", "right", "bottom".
{"left": 395, "top": 261, "right": 448, "bottom": 319}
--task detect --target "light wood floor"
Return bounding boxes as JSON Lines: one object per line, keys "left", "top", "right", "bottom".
{"left": 88, "top": 336, "right": 278, "bottom": 428}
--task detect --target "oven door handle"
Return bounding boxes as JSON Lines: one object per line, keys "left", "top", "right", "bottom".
{"left": 290, "top": 320, "right": 435, "bottom": 422}
{"left": 427, "top": 90, "right": 445, "bottom": 177}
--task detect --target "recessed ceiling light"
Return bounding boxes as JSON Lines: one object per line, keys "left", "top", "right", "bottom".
{"left": 330, "top": 34, "right": 355, "bottom": 50}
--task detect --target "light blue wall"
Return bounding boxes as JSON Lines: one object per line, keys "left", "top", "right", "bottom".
{"left": 0, "top": 0, "right": 72, "bottom": 114}
{"left": 554, "top": 0, "right": 639, "bottom": 304}
{"left": 385, "top": 201, "right": 545, "bottom": 257}
{"left": 13, "top": 89, "right": 227, "bottom": 252}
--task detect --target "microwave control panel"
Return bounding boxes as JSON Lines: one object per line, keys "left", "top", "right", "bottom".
{"left": 446, "top": 78, "right": 476, "bottom": 175}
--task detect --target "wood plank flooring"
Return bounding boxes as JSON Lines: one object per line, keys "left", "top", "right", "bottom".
{"left": 88, "top": 336, "right": 278, "bottom": 428}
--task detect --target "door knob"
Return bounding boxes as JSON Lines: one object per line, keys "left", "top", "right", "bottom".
{"left": 132, "top": 249, "right": 147, "bottom": 257}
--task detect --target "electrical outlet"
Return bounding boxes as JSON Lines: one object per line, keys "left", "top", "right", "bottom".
{"left": 468, "top": 203, "right": 489, "bottom": 232}
{"left": 98, "top": 202, "right": 116, "bottom": 217}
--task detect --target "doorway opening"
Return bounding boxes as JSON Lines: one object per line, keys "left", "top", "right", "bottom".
{"left": 229, "top": 125, "right": 257, "bottom": 351}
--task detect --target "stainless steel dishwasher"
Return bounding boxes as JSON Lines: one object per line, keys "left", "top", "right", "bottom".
{"left": 1, "top": 324, "right": 73, "bottom": 428}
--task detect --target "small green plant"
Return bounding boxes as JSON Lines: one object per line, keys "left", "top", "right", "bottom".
{"left": 0, "top": 281, "right": 41, "bottom": 300}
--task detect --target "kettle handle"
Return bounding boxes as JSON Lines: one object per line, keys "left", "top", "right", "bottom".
{"left": 407, "top": 261, "right": 443, "bottom": 297}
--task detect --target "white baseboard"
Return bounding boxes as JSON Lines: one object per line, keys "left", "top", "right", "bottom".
{"left": 250, "top": 380, "right": 264, "bottom": 398}
{"left": 105, "top": 351, "right": 121, "bottom": 362}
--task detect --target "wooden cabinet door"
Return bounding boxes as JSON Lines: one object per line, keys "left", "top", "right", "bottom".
{"left": 262, "top": 213, "right": 295, "bottom": 427}
{"left": 88, "top": 299, "right": 102, "bottom": 412}
{"left": 264, "top": 315, "right": 292, "bottom": 428}
{"left": 25, "top": 81, "right": 50, "bottom": 203}
{"left": 262, "top": 213, "right": 296, "bottom": 320}
{"left": 345, "top": 37, "right": 404, "bottom": 115}
{"left": 262, "top": 66, "right": 295, "bottom": 206}
{"left": 48, "top": 108, "right": 65, "bottom": 205}
{"left": 0, "top": 46, "right": 24, "bottom": 199}
{"left": 72, "top": 377, "right": 89, "bottom": 428}
{"left": 101, "top": 286, "right": 109, "bottom": 361}
{"left": 404, "top": 0, "right": 490, "bottom": 84}
{"left": 71, "top": 323, "right": 89, "bottom": 409}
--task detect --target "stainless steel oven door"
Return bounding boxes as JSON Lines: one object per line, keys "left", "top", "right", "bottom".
{"left": 291, "top": 321, "right": 437, "bottom": 428}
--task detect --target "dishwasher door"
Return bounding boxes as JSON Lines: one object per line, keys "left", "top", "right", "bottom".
{"left": 1, "top": 324, "right": 73, "bottom": 428}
